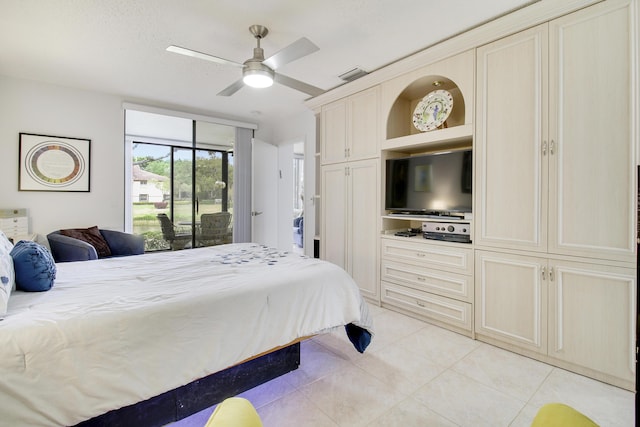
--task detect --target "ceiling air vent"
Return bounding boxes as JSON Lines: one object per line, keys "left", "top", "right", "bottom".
{"left": 339, "top": 67, "right": 368, "bottom": 82}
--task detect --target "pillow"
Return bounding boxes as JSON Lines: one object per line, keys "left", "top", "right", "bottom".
{"left": 531, "top": 403, "right": 598, "bottom": 427}
{"left": 0, "top": 252, "right": 14, "bottom": 317}
{"left": 0, "top": 230, "right": 14, "bottom": 253}
{"left": 60, "top": 226, "right": 112, "bottom": 258}
{"left": 0, "top": 231, "right": 15, "bottom": 318}
{"left": 10, "top": 241, "right": 56, "bottom": 292}
{"left": 205, "top": 398, "right": 263, "bottom": 427}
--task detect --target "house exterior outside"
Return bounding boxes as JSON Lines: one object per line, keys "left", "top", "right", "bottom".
{"left": 131, "top": 165, "right": 167, "bottom": 203}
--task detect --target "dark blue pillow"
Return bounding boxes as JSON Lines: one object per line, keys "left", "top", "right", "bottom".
{"left": 345, "top": 323, "right": 372, "bottom": 353}
{"left": 10, "top": 241, "right": 56, "bottom": 292}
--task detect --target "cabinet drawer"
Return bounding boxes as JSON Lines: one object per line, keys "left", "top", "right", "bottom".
{"left": 382, "top": 281, "right": 472, "bottom": 332}
{"left": 381, "top": 238, "right": 473, "bottom": 275}
{"left": 0, "top": 217, "right": 28, "bottom": 226}
{"left": 381, "top": 259, "right": 472, "bottom": 302}
{"left": 0, "top": 217, "right": 28, "bottom": 233}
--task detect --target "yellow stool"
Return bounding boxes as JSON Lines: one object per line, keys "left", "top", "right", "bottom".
{"left": 531, "top": 403, "right": 599, "bottom": 427}
{"left": 204, "top": 397, "right": 263, "bottom": 427}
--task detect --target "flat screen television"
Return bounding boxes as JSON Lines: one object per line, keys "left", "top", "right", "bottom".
{"left": 385, "top": 149, "right": 472, "bottom": 217}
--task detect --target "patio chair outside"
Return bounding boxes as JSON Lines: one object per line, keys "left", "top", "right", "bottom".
{"left": 157, "top": 213, "right": 192, "bottom": 250}
{"left": 198, "top": 212, "right": 232, "bottom": 247}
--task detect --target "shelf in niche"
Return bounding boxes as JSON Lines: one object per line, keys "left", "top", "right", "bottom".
{"left": 386, "top": 75, "right": 467, "bottom": 140}
{"left": 382, "top": 123, "right": 472, "bottom": 152}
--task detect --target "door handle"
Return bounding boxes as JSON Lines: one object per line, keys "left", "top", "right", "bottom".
{"left": 251, "top": 211, "right": 263, "bottom": 216}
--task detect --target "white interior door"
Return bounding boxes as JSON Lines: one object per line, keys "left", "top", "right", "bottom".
{"left": 277, "top": 143, "right": 294, "bottom": 250}
{"left": 251, "top": 138, "right": 278, "bottom": 246}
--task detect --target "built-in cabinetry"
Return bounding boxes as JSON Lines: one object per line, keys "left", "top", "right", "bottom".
{"left": 308, "top": 0, "right": 637, "bottom": 391}
{"left": 474, "top": 0, "right": 636, "bottom": 389}
{"left": 476, "top": 249, "right": 636, "bottom": 388}
{"left": 322, "top": 159, "right": 379, "bottom": 300}
{"left": 320, "top": 87, "right": 380, "bottom": 301}
{"left": 378, "top": 50, "right": 476, "bottom": 336}
{"left": 321, "top": 87, "right": 380, "bottom": 165}
{"left": 381, "top": 236, "right": 474, "bottom": 336}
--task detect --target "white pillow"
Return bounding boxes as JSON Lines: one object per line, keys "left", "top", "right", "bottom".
{"left": 0, "top": 231, "right": 15, "bottom": 318}
{"left": 0, "top": 230, "right": 13, "bottom": 253}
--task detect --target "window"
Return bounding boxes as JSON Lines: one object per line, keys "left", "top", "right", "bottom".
{"left": 126, "top": 110, "right": 239, "bottom": 251}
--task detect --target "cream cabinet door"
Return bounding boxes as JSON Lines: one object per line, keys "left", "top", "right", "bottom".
{"left": 347, "top": 158, "right": 379, "bottom": 300}
{"left": 475, "top": 24, "right": 548, "bottom": 253}
{"left": 321, "top": 159, "right": 379, "bottom": 301}
{"left": 320, "top": 88, "right": 379, "bottom": 165}
{"left": 548, "top": 259, "right": 636, "bottom": 386}
{"left": 320, "top": 163, "right": 347, "bottom": 269}
{"left": 348, "top": 87, "right": 379, "bottom": 161}
{"left": 320, "top": 100, "right": 347, "bottom": 165}
{"left": 475, "top": 250, "right": 548, "bottom": 355}
{"left": 548, "top": 0, "right": 636, "bottom": 263}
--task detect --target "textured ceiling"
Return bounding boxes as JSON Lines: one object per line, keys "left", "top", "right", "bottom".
{"left": 0, "top": 0, "right": 535, "bottom": 128}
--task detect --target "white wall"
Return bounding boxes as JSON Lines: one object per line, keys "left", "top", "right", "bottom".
{"left": 0, "top": 76, "right": 126, "bottom": 236}
{"left": 0, "top": 75, "right": 319, "bottom": 247}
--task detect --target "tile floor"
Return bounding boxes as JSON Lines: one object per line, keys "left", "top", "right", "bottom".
{"left": 171, "top": 305, "right": 636, "bottom": 427}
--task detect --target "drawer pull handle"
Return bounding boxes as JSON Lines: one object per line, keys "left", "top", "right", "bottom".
{"left": 416, "top": 301, "right": 425, "bottom": 307}
{"left": 417, "top": 276, "right": 425, "bottom": 281}
{"left": 416, "top": 253, "right": 425, "bottom": 257}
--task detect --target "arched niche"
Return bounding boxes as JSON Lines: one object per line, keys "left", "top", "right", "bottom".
{"left": 386, "top": 75, "right": 466, "bottom": 140}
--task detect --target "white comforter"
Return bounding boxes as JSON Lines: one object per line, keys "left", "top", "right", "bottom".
{"left": 0, "top": 243, "right": 373, "bottom": 426}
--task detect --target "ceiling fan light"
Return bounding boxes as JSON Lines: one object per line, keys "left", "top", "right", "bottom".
{"left": 243, "top": 69, "right": 274, "bottom": 88}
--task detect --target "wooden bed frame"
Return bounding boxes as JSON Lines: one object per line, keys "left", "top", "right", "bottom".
{"left": 75, "top": 341, "right": 303, "bottom": 427}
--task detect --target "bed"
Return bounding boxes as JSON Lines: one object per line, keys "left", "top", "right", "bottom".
{"left": 0, "top": 242, "right": 373, "bottom": 427}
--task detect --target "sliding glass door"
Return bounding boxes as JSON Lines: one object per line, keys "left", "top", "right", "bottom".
{"left": 126, "top": 110, "right": 236, "bottom": 251}
{"left": 193, "top": 148, "right": 234, "bottom": 247}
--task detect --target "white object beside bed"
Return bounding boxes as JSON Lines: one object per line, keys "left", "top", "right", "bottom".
{"left": 0, "top": 243, "right": 373, "bottom": 426}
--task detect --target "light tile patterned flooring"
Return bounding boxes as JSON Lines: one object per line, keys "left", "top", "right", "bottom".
{"left": 172, "top": 305, "right": 635, "bottom": 427}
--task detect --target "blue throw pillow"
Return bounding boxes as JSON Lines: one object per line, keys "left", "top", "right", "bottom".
{"left": 10, "top": 241, "right": 56, "bottom": 292}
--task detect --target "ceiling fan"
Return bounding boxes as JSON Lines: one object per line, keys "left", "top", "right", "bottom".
{"left": 167, "top": 25, "right": 325, "bottom": 97}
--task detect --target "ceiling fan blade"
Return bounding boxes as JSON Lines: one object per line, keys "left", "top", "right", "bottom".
{"left": 217, "top": 79, "right": 245, "bottom": 96}
{"left": 275, "top": 74, "right": 325, "bottom": 97}
{"left": 167, "top": 45, "right": 243, "bottom": 68}
{"left": 263, "top": 37, "right": 319, "bottom": 70}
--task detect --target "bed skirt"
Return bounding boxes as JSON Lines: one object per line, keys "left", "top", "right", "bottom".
{"left": 74, "top": 343, "right": 301, "bottom": 427}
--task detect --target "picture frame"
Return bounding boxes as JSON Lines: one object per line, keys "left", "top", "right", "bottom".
{"left": 19, "top": 133, "right": 91, "bottom": 192}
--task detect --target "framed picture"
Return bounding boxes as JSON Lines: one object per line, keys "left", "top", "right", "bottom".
{"left": 19, "top": 133, "right": 91, "bottom": 192}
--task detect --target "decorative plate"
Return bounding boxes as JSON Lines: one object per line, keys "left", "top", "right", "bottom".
{"left": 412, "top": 89, "right": 453, "bottom": 132}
